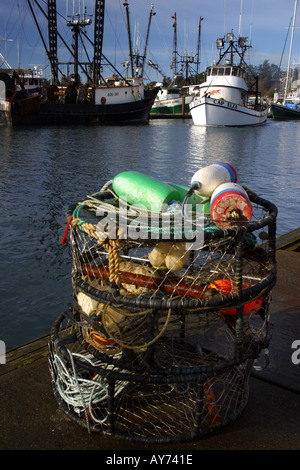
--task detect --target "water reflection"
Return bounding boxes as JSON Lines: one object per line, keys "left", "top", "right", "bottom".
{"left": 0, "top": 118, "right": 299, "bottom": 348}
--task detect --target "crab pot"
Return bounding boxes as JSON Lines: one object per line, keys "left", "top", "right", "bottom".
{"left": 49, "top": 311, "right": 256, "bottom": 443}
{"left": 51, "top": 186, "right": 277, "bottom": 442}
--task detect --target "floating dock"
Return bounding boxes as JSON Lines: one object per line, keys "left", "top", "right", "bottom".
{"left": 0, "top": 238, "right": 299, "bottom": 451}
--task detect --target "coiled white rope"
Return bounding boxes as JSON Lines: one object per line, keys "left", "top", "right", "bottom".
{"left": 53, "top": 350, "right": 128, "bottom": 427}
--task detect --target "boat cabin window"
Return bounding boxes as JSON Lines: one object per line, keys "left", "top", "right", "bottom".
{"left": 208, "top": 66, "right": 243, "bottom": 77}
{"left": 207, "top": 66, "right": 245, "bottom": 77}
{"left": 208, "top": 66, "right": 244, "bottom": 77}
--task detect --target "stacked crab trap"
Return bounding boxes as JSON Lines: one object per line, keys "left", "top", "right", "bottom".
{"left": 49, "top": 163, "right": 278, "bottom": 443}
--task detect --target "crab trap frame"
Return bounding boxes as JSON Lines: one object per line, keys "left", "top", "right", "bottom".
{"left": 49, "top": 186, "right": 277, "bottom": 443}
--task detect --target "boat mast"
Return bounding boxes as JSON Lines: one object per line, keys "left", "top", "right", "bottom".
{"left": 66, "top": 1, "right": 93, "bottom": 86}
{"left": 196, "top": 16, "right": 204, "bottom": 75}
{"left": 171, "top": 12, "right": 177, "bottom": 78}
{"left": 28, "top": 0, "right": 94, "bottom": 84}
{"left": 48, "top": 0, "right": 58, "bottom": 84}
{"left": 27, "top": 0, "right": 59, "bottom": 83}
{"left": 170, "top": 13, "right": 204, "bottom": 84}
{"left": 140, "top": 3, "right": 156, "bottom": 77}
{"left": 123, "top": 0, "right": 135, "bottom": 77}
{"left": 93, "top": 0, "right": 105, "bottom": 86}
{"left": 284, "top": 0, "right": 298, "bottom": 103}
{"left": 217, "top": 32, "right": 248, "bottom": 67}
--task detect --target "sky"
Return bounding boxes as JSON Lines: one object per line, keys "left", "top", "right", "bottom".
{"left": 0, "top": 0, "right": 299, "bottom": 83}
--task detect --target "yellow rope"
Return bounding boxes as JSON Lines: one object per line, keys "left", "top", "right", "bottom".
{"left": 72, "top": 218, "right": 121, "bottom": 285}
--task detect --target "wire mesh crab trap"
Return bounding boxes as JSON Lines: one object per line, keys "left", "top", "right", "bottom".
{"left": 49, "top": 173, "right": 277, "bottom": 443}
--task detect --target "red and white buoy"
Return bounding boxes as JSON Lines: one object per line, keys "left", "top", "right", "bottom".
{"left": 191, "top": 163, "right": 237, "bottom": 197}
{"left": 210, "top": 182, "right": 252, "bottom": 229}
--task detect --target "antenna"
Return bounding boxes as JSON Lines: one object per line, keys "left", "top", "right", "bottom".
{"left": 238, "top": 0, "right": 243, "bottom": 37}
{"left": 224, "top": 0, "right": 226, "bottom": 36}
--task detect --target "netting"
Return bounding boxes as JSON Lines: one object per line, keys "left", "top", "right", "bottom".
{"left": 49, "top": 182, "right": 277, "bottom": 443}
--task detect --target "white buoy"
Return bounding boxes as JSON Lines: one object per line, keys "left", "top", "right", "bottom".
{"left": 210, "top": 182, "right": 252, "bottom": 229}
{"left": 191, "top": 163, "right": 237, "bottom": 197}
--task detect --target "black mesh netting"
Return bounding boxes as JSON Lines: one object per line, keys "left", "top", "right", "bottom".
{"left": 49, "top": 185, "right": 277, "bottom": 442}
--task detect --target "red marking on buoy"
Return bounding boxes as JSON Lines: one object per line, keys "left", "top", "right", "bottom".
{"left": 210, "top": 183, "right": 252, "bottom": 229}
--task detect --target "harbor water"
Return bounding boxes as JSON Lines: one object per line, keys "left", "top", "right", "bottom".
{"left": 1, "top": 118, "right": 300, "bottom": 349}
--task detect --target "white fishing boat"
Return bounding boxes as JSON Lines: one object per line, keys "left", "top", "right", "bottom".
{"left": 189, "top": 33, "right": 268, "bottom": 127}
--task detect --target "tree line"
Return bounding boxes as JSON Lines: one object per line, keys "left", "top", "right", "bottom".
{"left": 252, "top": 60, "right": 298, "bottom": 97}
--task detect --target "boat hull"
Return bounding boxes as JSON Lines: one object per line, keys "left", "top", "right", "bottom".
{"left": 271, "top": 102, "right": 300, "bottom": 120}
{"left": 150, "top": 96, "right": 192, "bottom": 115}
{"left": 0, "top": 95, "right": 41, "bottom": 125}
{"left": 0, "top": 89, "right": 158, "bottom": 126}
{"left": 190, "top": 96, "right": 268, "bottom": 127}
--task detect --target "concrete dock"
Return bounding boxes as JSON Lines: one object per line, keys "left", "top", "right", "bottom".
{"left": 0, "top": 249, "right": 299, "bottom": 451}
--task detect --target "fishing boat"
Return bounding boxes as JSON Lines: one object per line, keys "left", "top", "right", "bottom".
{"left": 271, "top": 0, "right": 300, "bottom": 120}
{"left": 271, "top": 100, "right": 300, "bottom": 120}
{"left": 0, "top": 68, "right": 41, "bottom": 125}
{"left": 12, "top": 67, "right": 46, "bottom": 97}
{"left": 150, "top": 84, "right": 192, "bottom": 115}
{"left": 0, "top": 0, "right": 159, "bottom": 126}
{"left": 189, "top": 32, "right": 268, "bottom": 127}
{"left": 150, "top": 13, "right": 203, "bottom": 117}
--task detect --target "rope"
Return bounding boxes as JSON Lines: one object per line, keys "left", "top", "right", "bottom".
{"left": 53, "top": 350, "right": 128, "bottom": 426}
{"left": 61, "top": 215, "right": 73, "bottom": 245}
{"left": 71, "top": 216, "right": 121, "bottom": 286}
{"left": 106, "top": 238, "right": 120, "bottom": 285}
{"left": 101, "top": 307, "right": 172, "bottom": 351}
{"left": 66, "top": 349, "right": 91, "bottom": 433}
